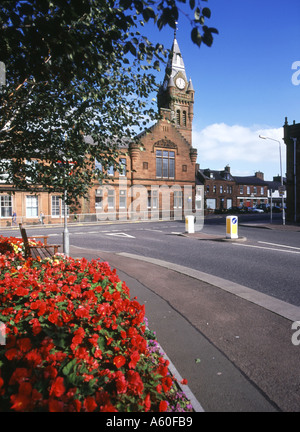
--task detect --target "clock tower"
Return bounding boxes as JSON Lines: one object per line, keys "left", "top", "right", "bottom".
{"left": 157, "top": 32, "right": 195, "bottom": 146}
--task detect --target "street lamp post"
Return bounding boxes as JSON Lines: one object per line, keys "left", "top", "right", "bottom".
{"left": 63, "top": 187, "right": 69, "bottom": 256}
{"left": 290, "top": 137, "right": 297, "bottom": 223}
{"left": 259, "top": 135, "right": 285, "bottom": 225}
{"left": 57, "top": 157, "right": 70, "bottom": 256}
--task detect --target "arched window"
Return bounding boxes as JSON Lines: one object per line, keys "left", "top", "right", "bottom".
{"left": 176, "top": 109, "right": 180, "bottom": 125}
{"left": 183, "top": 111, "right": 187, "bottom": 126}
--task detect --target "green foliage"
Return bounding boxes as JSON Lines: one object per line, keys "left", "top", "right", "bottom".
{"left": 0, "top": 0, "right": 217, "bottom": 205}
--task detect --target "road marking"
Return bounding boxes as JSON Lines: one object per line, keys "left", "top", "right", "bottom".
{"left": 258, "top": 241, "right": 300, "bottom": 251}
{"left": 234, "top": 243, "right": 300, "bottom": 254}
{"left": 105, "top": 232, "right": 135, "bottom": 238}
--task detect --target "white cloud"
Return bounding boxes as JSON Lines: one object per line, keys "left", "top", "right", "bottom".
{"left": 193, "top": 123, "right": 285, "bottom": 180}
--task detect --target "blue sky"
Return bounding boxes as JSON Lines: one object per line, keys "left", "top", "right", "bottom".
{"left": 147, "top": 0, "right": 300, "bottom": 181}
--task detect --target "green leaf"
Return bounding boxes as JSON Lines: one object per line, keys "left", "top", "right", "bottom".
{"left": 194, "top": 7, "right": 201, "bottom": 21}
{"left": 202, "top": 7, "right": 211, "bottom": 18}
{"left": 62, "top": 358, "right": 78, "bottom": 376}
{"left": 67, "top": 371, "right": 82, "bottom": 386}
{"left": 191, "top": 27, "right": 202, "bottom": 47}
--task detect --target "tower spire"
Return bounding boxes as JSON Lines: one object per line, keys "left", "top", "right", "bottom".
{"left": 157, "top": 31, "right": 195, "bottom": 146}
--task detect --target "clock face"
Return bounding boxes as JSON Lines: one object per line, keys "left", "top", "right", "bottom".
{"left": 176, "top": 77, "right": 185, "bottom": 89}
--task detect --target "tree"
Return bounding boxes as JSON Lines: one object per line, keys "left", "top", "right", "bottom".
{"left": 0, "top": 0, "right": 217, "bottom": 206}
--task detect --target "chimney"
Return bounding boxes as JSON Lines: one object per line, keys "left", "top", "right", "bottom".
{"left": 225, "top": 165, "right": 230, "bottom": 173}
{"left": 255, "top": 171, "right": 264, "bottom": 180}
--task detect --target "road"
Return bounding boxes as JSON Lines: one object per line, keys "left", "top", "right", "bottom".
{"left": 6, "top": 213, "right": 300, "bottom": 307}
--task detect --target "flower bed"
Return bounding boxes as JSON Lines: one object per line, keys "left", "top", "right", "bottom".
{"left": 0, "top": 235, "right": 192, "bottom": 412}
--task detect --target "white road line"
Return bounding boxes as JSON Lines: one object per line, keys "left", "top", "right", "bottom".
{"left": 106, "top": 232, "right": 135, "bottom": 238}
{"left": 234, "top": 243, "right": 300, "bottom": 254}
{"left": 258, "top": 241, "right": 300, "bottom": 251}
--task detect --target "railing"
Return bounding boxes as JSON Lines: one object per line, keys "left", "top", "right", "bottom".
{"left": 0, "top": 210, "right": 192, "bottom": 228}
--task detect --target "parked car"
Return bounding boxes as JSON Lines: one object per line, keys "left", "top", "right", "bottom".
{"left": 227, "top": 206, "right": 249, "bottom": 214}
{"left": 249, "top": 206, "right": 264, "bottom": 213}
{"left": 271, "top": 206, "right": 283, "bottom": 213}
{"left": 256, "top": 204, "right": 270, "bottom": 213}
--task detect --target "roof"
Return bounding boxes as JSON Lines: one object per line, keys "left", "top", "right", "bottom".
{"left": 198, "top": 168, "right": 235, "bottom": 182}
{"left": 159, "top": 36, "right": 188, "bottom": 92}
{"left": 169, "top": 37, "right": 187, "bottom": 82}
{"left": 198, "top": 168, "right": 271, "bottom": 186}
{"left": 84, "top": 135, "right": 130, "bottom": 149}
{"left": 233, "top": 176, "right": 268, "bottom": 186}
{"left": 265, "top": 178, "right": 287, "bottom": 191}
{"left": 187, "top": 78, "right": 194, "bottom": 92}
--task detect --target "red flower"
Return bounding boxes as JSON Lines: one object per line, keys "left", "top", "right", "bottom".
{"left": 114, "top": 371, "right": 127, "bottom": 394}
{"left": 15, "top": 287, "right": 29, "bottom": 296}
{"left": 75, "top": 305, "right": 90, "bottom": 319}
{"left": 44, "top": 365, "right": 58, "bottom": 380}
{"left": 9, "top": 368, "right": 30, "bottom": 385}
{"left": 102, "top": 403, "right": 118, "bottom": 412}
{"left": 113, "top": 355, "right": 126, "bottom": 369}
{"left": 5, "top": 348, "right": 19, "bottom": 361}
{"left": 144, "top": 394, "right": 151, "bottom": 412}
{"left": 10, "top": 382, "right": 32, "bottom": 412}
{"left": 159, "top": 400, "right": 169, "bottom": 412}
{"left": 128, "top": 350, "right": 140, "bottom": 369}
{"left": 49, "top": 376, "right": 65, "bottom": 398}
{"left": 94, "top": 349, "right": 102, "bottom": 359}
{"left": 157, "top": 364, "right": 168, "bottom": 377}
{"left": 162, "top": 376, "right": 173, "bottom": 393}
{"left": 126, "top": 371, "right": 144, "bottom": 395}
{"left": 48, "top": 311, "right": 63, "bottom": 327}
{"left": 72, "top": 399, "right": 82, "bottom": 412}
{"left": 88, "top": 333, "right": 99, "bottom": 347}
{"left": 10, "top": 393, "right": 31, "bottom": 411}
{"left": 17, "top": 337, "right": 32, "bottom": 352}
{"left": 25, "top": 349, "right": 43, "bottom": 367}
{"left": 120, "top": 330, "right": 127, "bottom": 339}
{"left": 83, "top": 396, "right": 97, "bottom": 412}
{"left": 48, "top": 398, "right": 64, "bottom": 412}
{"left": 30, "top": 318, "right": 42, "bottom": 335}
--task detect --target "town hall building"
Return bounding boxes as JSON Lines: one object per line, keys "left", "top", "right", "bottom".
{"left": 88, "top": 34, "right": 201, "bottom": 222}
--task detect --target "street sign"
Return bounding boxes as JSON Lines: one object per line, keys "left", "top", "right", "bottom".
{"left": 278, "top": 185, "right": 285, "bottom": 196}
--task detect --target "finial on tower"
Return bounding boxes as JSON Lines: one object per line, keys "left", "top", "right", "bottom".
{"left": 174, "top": 21, "right": 178, "bottom": 39}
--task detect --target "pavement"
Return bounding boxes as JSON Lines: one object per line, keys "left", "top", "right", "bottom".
{"left": 68, "top": 221, "right": 300, "bottom": 412}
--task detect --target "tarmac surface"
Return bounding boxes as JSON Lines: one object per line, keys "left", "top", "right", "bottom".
{"left": 69, "top": 222, "right": 300, "bottom": 412}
